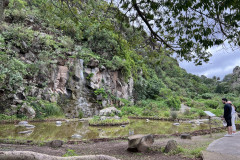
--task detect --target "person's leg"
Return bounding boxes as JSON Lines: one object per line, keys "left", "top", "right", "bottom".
{"left": 228, "top": 126, "right": 231, "bottom": 134}
{"left": 226, "top": 119, "right": 232, "bottom": 135}
{"left": 232, "top": 115, "right": 236, "bottom": 133}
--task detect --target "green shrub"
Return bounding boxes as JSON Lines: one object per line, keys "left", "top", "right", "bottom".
{"left": 163, "top": 111, "right": 170, "bottom": 117}
{"left": 0, "top": 114, "right": 18, "bottom": 120}
{"left": 142, "top": 103, "right": 159, "bottom": 116}
{"left": 198, "top": 110, "right": 206, "bottom": 118}
{"left": 89, "top": 116, "right": 129, "bottom": 126}
{"left": 204, "top": 100, "right": 219, "bottom": 109}
{"left": 167, "top": 96, "right": 181, "bottom": 110}
{"left": 78, "top": 110, "right": 83, "bottom": 119}
{"left": 94, "top": 88, "right": 108, "bottom": 99}
{"left": 170, "top": 111, "right": 178, "bottom": 120}
{"left": 63, "top": 149, "right": 78, "bottom": 157}
{"left": 121, "top": 106, "right": 143, "bottom": 116}
{"left": 201, "top": 93, "right": 214, "bottom": 99}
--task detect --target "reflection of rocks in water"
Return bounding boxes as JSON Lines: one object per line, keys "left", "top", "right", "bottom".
{"left": 56, "top": 121, "right": 62, "bottom": 127}
{"left": 25, "top": 124, "right": 35, "bottom": 129}
{"left": 71, "top": 134, "right": 82, "bottom": 139}
{"left": 18, "top": 130, "right": 33, "bottom": 135}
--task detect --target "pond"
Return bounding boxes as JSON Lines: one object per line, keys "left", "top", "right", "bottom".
{"left": 0, "top": 119, "right": 219, "bottom": 142}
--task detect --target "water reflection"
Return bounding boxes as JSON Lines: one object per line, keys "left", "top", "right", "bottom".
{"left": 0, "top": 119, "right": 218, "bottom": 141}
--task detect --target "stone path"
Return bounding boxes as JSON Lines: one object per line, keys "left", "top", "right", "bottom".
{"left": 202, "top": 132, "right": 240, "bottom": 160}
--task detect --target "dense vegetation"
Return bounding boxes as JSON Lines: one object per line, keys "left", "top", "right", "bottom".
{"left": 0, "top": 0, "right": 239, "bottom": 120}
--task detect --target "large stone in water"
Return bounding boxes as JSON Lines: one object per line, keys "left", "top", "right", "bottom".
{"left": 71, "top": 134, "right": 82, "bottom": 139}
{"left": 127, "top": 134, "right": 154, "bottom": 152}
{"left": 56, "top": 121, "right": 62, "bottom": 124}
{"left": 17, "top": 121, "right": 28, "bottom": 126}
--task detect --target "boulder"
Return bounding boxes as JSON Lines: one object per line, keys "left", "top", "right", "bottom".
{"left": 47, "top": 140, "right": 64, "bottom": 148}
{"left": 99, "top": 107, "right": 120, "bottom": 116}
{"left": 127, "top": 134, "right": 154, "bottom": 152}
{"left": 180, "top": 134, "right": 191, "bottom": 139}
{"left": 164, "top": 140, "right": 178, "bottom": 153}
{"left": 87, "top": 58, "right": 99, "bottom": 68}
{"left": 20, "top": 103, "right": 36, "bottom": 119}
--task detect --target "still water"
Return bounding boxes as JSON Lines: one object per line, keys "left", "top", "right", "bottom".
{"left": 0, "top": 119, "right": 217, "bottom": 141}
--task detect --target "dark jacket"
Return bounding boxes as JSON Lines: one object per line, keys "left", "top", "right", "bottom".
{"left": 224, "top": 103, "right": 232, "bottom": 119}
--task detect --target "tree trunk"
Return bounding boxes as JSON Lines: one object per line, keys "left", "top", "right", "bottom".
{"left": 0, "top": 151, "right": 119, "bottom": 160}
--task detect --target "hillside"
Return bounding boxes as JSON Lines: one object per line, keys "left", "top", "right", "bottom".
{"left": 0, "top": 0, "right": 238, "bottom": 120}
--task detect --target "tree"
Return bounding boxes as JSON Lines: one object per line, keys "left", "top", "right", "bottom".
{"left": 118, "top": 0, "right": 240, "bottom": 65}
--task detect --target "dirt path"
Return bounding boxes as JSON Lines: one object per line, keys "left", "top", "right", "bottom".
{"left": 0, "top": 133, "right": 225, "bottom": 160}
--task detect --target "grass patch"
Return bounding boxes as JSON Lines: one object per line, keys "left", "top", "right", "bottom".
{"left": 89, "top": 116, "right": 130, "bottom": 126}
{"left": 167, "top": 145, "right": 208, "bottom": 158}
{"left": 62, "top": 149, "right": 78, "bottom": 157}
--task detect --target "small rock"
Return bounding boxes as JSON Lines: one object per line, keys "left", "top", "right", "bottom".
{"left": 120, "top": 125, "right": 126, "bottom": 128}
{"left": 56, "top": 121, "right": 62, "bottom": 125}
{"left": 180, "top": 134, "right": 191, "bottom": 139}
{"left": 146, "top": 119, "right": 150, "bottom": 122}
{"left": 65, "top": 119, "right": 70, "bottom": 123}
{"left": 47, "top": 140, "right": 64, "bottom": 148}
{"left": 164, "top": 140, "right": 178, "bottom": 153}
{"left": 71, "top": 134, "right": 82, "bottom": 139}
{"left": 173, "top": 123, "right": 180, "bottom": 126}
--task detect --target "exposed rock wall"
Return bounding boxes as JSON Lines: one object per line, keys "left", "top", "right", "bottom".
{"left": 232, "top": 66, "right": 240, "bottom": 89}
{"left": 1, "top": 57, "right": 133, "bottom": 118}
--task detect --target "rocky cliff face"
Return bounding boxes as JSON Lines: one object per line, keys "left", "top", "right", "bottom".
{"left": 231, "top": 66, "right": 240, "bottom": 89}
{"left": 1, "top": 57, "right": 133, "bottom": 118}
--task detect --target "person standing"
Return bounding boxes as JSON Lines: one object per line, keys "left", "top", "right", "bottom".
{"left": 222, "top": 98, "right": 232, "bottom": 137}
{"left": 228, "top": 101, "right": 236, "bottom": 134}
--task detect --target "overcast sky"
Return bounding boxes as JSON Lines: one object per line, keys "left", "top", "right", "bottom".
{"left": 178, "top": 43, "right": 240, "bottom": 80}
